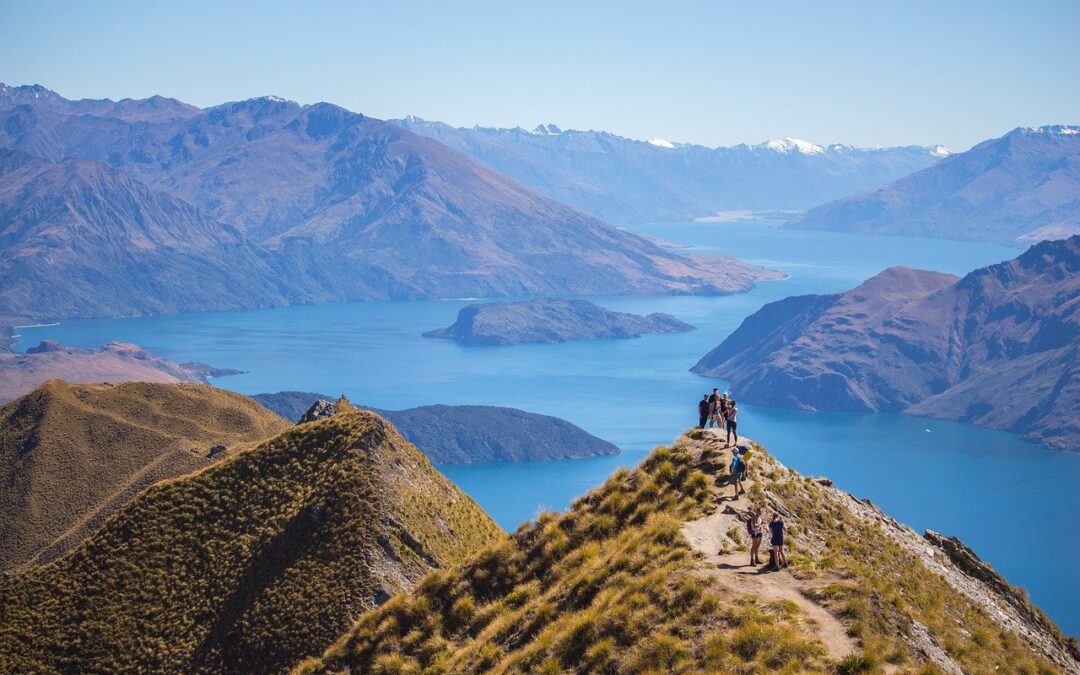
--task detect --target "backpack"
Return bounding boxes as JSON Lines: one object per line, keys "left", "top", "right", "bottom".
{"left": 745, "top": 515, "right": 755, "bottom": 536}
{"left": 731, "top": 455, "right": 744, "bottom": 475}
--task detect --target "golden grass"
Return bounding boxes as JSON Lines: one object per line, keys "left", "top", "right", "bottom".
{"left": 0, "top": 380, "right": 290, "bottom": 570}
{"left": 0, "top": 409, "right": 504, "bottom": 674}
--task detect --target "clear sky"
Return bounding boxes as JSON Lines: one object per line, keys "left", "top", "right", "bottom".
{"left": 2, "top": 0, "right": 1077, "bottom": 151}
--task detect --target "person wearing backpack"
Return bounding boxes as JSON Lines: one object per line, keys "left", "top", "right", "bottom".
{"left": 769, "top": 513, "right": 787, "bottom": 570}
{"left": 746, "top": 506, "right": 764, "bottom": 566}
{"left": 729, "top": 448, "right": 746, "bottom": 499}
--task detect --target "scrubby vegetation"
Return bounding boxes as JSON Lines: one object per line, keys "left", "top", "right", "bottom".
{"left": 305, "top": 431, "right": 1070, "bottom": 674}
{"left": 0, "top": 410, "right": 503, "bottom": 674}
{"left": 303, "top": 441, "right": 831, "bottom": 673}
{"left": 0, "top": 380, "right": 290, "bottom": 570}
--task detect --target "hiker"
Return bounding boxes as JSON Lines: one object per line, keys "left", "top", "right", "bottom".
{"left": 718, "top": 392, "right": 731, "bottom": 432}
{"left": 725, "top": 400, "right": 739, "bottom": 445}
{"left": 698, "top": 394, "right": 710, "bottom": 429}
{"left": 736, "top": 444, "right": 753, "bottom": 479}
{"left": 746, "top": 506, "right": 764, "bottom": 566}
{"left": 729, "top": 448, "right": 745, "bottom": 499}
{"left": 769, "top": 513, "right": 787, "bottom": 570}
{"left": 707, "top": 388, "right": 722, "bottom": 428}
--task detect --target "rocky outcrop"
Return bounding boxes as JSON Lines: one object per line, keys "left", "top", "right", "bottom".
{"left": 0, "top": 340, "right": 243, "bottom": 402}
{"left": 693, "top": 237, "right": 1080, "bottom": 452}
{"left": 255, "top": 391, "right": 619, "bottom": 464}
{"left": 424, "top": 298, "right": 697, "bottom": 345}
{"left": 788, "top": 125, "right": 1080, "bottom": 246}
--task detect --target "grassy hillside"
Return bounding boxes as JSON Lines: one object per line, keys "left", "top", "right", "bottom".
{"left": 0, "top": 380, "right": 290, "bottom": 570}
{"left": 0, "top": 409, "right": 504, "bottom": 673}
{"left": 305, "top": 430, "right": 1076, "bottom": 674}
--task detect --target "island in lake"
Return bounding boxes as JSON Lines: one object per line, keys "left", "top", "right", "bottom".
{"left": 423, "top": 298, "right": 695, "bottom": 345}
{"left": 252, "top": 391, "right": 619, "bottom": 464}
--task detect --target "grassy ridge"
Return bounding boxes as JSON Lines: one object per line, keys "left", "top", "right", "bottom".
{"left": 0, "top": 410, "right": 504, "bottom": 673}
{"left": 0, "top": 380, "right": 290, "bottom": 570}
{"left": 305, "top": 431, "right": 1067, "bottom": 674}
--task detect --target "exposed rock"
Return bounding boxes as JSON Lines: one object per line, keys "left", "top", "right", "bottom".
{"left": 424, "top": 298, "right": 696, "bottom": 345}
{"left": 206, "top": 444, "right": 226, "bottom": 459}
{"left": 693, "top": 236, "right": 1080, "bottom": 452}
{"left": 298, "top": 398, "right": 339, "bottom": 423}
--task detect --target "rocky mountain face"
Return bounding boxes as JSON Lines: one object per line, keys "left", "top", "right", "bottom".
{"left": 788, "top": 125, "right": 1080, "bottom": 245}
{"left": 252, "top": 391, "right": 619, "bottom": 463}
{"left": 304, "top": 430, "right": 1078, "bottom": 673}
{"left": 0, "top": 85, "right": 776, "bottom": 320}
{"left": 0, "top": 381, "right": 289, "bottom": 571}
{"left": 0, "top": 148, "right": 300, "bottom": 319}
{"left": 393, "top": 116, "right": 947, "bottom": 224}
{"left": 693, "top": 236, "right": 1080, "bottom": 451}
{"left": 0, "top": 407, "right": 503, "bottom": 673}
{"left": 0, "top": 339, "right": 240, "bottom": 401}
{"left": 423, "top": 298, "right": 700, "bottom": 345}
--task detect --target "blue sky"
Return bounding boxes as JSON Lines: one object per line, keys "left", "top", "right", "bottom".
{"left": 2, "top": 0, "right": 1077, "bottom": 150}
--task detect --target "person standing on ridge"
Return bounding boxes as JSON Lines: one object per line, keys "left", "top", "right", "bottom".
{"left": 698, "top": 394, "right": 710, "bottom": 429}
{"left": 729, "top": 447, "right": 746, "bottom": 499}
{"left": 708, "top": 387, "right": 721, "bottom": 428}
{"left": 747, "top": 507, "right": 764, "bottom": 566}
{"left": 718, "top": 392, "right": 731, "bottom": 432}
{"left": 769, "top": 513, "right": 787, "bottom": 570}
{"left": 726, "top": 400, "right": 739, "bottom": 446}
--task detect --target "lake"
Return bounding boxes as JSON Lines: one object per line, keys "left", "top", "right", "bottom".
{"left": 17, "top": 220, "right": 1080, "bottom": 636}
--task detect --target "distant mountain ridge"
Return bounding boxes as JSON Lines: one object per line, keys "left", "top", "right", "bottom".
{"left": 788, "top": 125, "right": 1080, "bottom": 245}
{"left": 0, "top": 84, "right": 777, "bottom": 319}
{"left": 693, "top": 236, "right": 1080, "bottom": 452}
{"left": 393, "top": 115, "right": 947, "bottom": 223}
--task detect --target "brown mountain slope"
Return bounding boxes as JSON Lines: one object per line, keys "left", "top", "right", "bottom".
{"left": 0, "top": 340, "right": 240, "bottom": 401}
{"left": 304, "top": 430, "right": 1077, "bottom": 674}
{"left": 0, "top": 407, "right": 504, "bottom": 674}
{"left": 693, "top": 236, "right": 1080, "bottom": 452}
{"left": 0, "top": 380, "right": 289, "bottom": 570}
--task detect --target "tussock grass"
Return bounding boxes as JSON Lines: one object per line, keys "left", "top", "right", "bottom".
{"left": 0, "top": 410, "right": 503, "bottom": 674}
{"left": 0, "top": 380, "right": 290, "bottom": 570}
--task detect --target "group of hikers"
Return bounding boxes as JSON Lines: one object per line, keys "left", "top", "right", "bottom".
{"left": 697, "top": 387, "right": 739, "bottom": 445}
{"left": 696, "top": 390, "right": 788, "bottom": 570}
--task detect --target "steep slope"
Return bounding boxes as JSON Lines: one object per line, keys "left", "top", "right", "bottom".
{"left": 0, "top": 380, "right": 289, "bottom": 570}
{"left": 423, "top": 298, "right": 695, "bottom": 345}
{"left": 305, "top": 431, "right": 1077, "bottom": 674}
{"left": 0, "top": 86, "right": 776, "bottom": 312}
{"left": 394, "top": 117, "right": 946, "bottom": 224}
{"left": 0, "top": 148, "right": 300, "bottom": 319}
{"left": 251, "top": 392, "right": 619, "bottom": 463}
{"left": 0, "top": 408, "right": 503, "bottom": 673}
{"left": 0, "top": 340, "right": 239, "bottom": 401}
{"left": 788, "top": 125, "right": 1080, "bottom": 245}
{"left": 693, "top": 236, "right": 1080, "bottom": 451}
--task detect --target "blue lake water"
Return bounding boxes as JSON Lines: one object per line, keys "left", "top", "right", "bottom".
{"left": 16, "top": 221, "right": 1080, "bottom": 636}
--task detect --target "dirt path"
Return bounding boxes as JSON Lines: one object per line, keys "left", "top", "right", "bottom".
{"left": 680, "top": 432, "right": 858, "bottom": 663}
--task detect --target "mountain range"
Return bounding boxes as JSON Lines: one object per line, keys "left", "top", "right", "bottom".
{"left": 394, "top": 116, "right": 948, "bottom": 224}
{"left": 693, "top": 236, "right": 1080, "bottom": 452}
{"left": 0, "top": 84, "right": 775, "bottom": 320}
{"left": 788, "top": 125, "right": 1080, "bottom": 246}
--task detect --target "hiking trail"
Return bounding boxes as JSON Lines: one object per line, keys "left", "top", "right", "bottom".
{"left": 680, "top": 429, "right": 859, "bottom": 663}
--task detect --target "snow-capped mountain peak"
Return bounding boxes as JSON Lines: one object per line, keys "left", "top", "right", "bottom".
{"left": 756, "top": 137, "right": 825, "bottom": 155}
{"left": 532, "top": 123, "right": 562, "bottom": 136}
{"left": 930, "top": 145, "right": 951, "bottom": 157}
{"left": 647, "top": 138, "right": 675, "bottom": 149}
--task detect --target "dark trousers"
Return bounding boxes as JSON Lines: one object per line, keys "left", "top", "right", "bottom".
{"left": 699, "top": 414, "right": 708, "bottom": 429}
{"left": 727, "top": 420, "right": 738, "bottom": 443}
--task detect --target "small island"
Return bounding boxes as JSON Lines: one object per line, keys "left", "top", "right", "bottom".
{"left": 422, "top": 298, "right": 695, "bottom": 346}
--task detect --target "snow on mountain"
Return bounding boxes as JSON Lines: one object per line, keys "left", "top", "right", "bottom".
{"left": 647, "top": 138, "right": 675, "bottom": 148}
{"left": 755, "top": 137, "right": 826, "bottom": 155}
{"left": 532, "top": 124, "right": 562, "bottom": 135}
{"left": 930, "top": 145, "right": 951, "bottom": 157}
